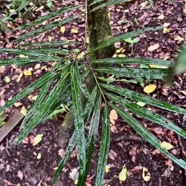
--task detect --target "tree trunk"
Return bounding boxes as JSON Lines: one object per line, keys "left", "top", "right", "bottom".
{"left": 58, "top": 0, "right": 115, "bottom": 147}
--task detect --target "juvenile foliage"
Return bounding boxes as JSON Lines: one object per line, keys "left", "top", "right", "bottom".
{"left": 0, "top": 0, "right": 186, "bottom": 185}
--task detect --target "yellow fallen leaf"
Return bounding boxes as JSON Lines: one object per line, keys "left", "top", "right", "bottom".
{"left": 71, "top": 28, "right": 78, "bottom": 33}
{"left": 60, "top": 26, "right": 65, "bottom": 33}
{"left": 160, "top": 141, "right": 173, "bottom": 150}
{"left": 163, "top": 23, "right": 170, "bottom": 28}
{"left": 77, "top": 51, "right": 85, "bottom": 59}
{"left": 148, "top": 43, "right": 159, "bottom": 52}
{"left": 149, "top": 64, "right": 168, "bottom": 69}
{"left": 157, "top": 14, "right": 164, "bottom": 20}
{"left": 163, "top": 27, "right": 172, "bottom": 33}
{"left": 142, "top": 167, "right": 151, "bottom": 182}
{"left": 14, "top": 102, "right": 22, "bottom": 107}
{"left": 174, "top": 36, "right": 184, "bottom": 42}
{"left": 116, "top": 47, "right": 125, "bottom": 53}
{"left": 184, "top": 4, "right": 186, "bottom": 14}
{"left": 143, "top": 84, "right": 157, "bottom": 94}
{"left": 34, "top": 64, "right": 41, "bottom": 69}
{"left": 20, "top": 106, "right": 27, "bottom": 116}
{"left": 32, "top": 95, "right": 38, "bottom": 101}
{"left": 33, "top": 134, "right": 43, "bottom": 146}
{"left": 37, "top": 153, "right": 42, "bottom": 159}
{"left": 118, "top": 165, "right": 128, "bottom": 182}
{"left": 48, "top": 36, "right": 52, "bottom": 42}
{"left": 16, "top": 73, "right": 23, "bottom": 82}
{"left": 23, "top": 69, "right": 32, "bottom": 76}
{"left": 117, "top": 54, "right": 126, "bottom": 57}
{"left": 137, "top": 102, "right": 145, "bottom": 107}
{"left": 105, "top": 165, "right": 110, "bottom": 173}
{"left": 180, "top": 90, "right": 186, "bottom": 96}
{"left": 109, "top": 109, "right": 118, "bottom": 125}
{"left": 19, "top": 54, "right": 28, "bottom": 58}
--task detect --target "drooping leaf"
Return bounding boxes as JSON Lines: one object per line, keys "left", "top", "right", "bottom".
{"left": 78, "top": 96, "right": 101, "bottom": 186}
{"left": 15, "top": 5, "right": 80, "bottom": 30}
{"left": 95, "top": 104, "right": 110, "bottom": 186}
{"left": 0, "top": 56, "right": 59, "bottom": 66}
{"left": 89, "top": 26, "right": 163, "bottom": 54}
{"left": 106, "top": 93, "right": 186, "bottom": 138}
{"left": 92, "top": 57, "right": 172, "bottom": 67}
{"left": 110, "top": 104, "right": 186, "bottom": 169}
{"left": 21, "top": 40, "right": 76, "bottom": 48}
{"left": 17, "top": 15, "right": 80, "bottom": 41}
{"left": 13, "top": 72, "right": 70, "bottom": 144}
{"left": 96, "top": 67, "right": 168, "bottom": 80}
{"left": 52, "top": 86, "right": 98, "bottom": 184}
{"left": 19, "top": 79, "right": 53, "bottom": 129}
{"left": 0, "top": 48, "right": 68, "bottom": 56}
{"left": 91, "top": 0, "right": 132, "bottom": 12}
{"left": 102, "top": 83, "right": 186, "bottom": 114}
{"left": 71, "top": 63, "right": 86, "bottom": 175}
{"left": 0, "top": 67, "right": 61, "bottom": 113}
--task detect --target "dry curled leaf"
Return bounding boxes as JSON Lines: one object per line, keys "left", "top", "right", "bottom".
{"left": 142, "top": 167, "right": 151, "bottom": 182}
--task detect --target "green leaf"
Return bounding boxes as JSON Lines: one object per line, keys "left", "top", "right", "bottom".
{"left": 124, "top": 37, "right": 140, "bottom": 44}
{"left": 91, "top": 0, "right": 132, "bottom": 12}
{"left": 89, "top": 26, "right": 163, "bottom": 53}
{"left": 110, "top": 104, "right": 186, "bottom": 169}
{"left": 13, "top": 72, "right": 70, "bottom": 144}
{"left": 52, "top": 86, "right": 98, "bottom": 184}
{"left": 96, "top": 67, "right": 167, "bottom": 80}
{"left": 92, "top": 57, "right": 172, "bottom": 67}
{"left": 19, "top": 79, "right": 53, "bottom": 129}
{"left": 107, "top": 93, "right": 186, "bottom": 138}
{"left": 0, "top": 67, "right": 61, "bottom": 113}
{"left": 77, "top": 96, "right": 101, "bottom": 186}
{"left": 20, "top": 40, "right": 76, "bottom": 48}
{"left": 71, "top": 63, "right": 86, "bottom": 175}
{"left": 17, "top": 15, "right": 80, "bottom": 41}
{"left": 0, "top": 56, "right": 59, "bottom": 66}
{"left": 15, "top": 5, "right": 80, "bottom": 30}
{"left": 0, "top": 48, "right": 67, "bottom": 58}
{"left": 95, "top": 104, "right": 110, "bottom": 186}
{"left": 101, "top": 83, "right": 186, "bottom": 114}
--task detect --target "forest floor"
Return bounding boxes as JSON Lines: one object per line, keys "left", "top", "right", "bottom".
{"left": 0, "top": 0, "right": 186, "bottom": 186}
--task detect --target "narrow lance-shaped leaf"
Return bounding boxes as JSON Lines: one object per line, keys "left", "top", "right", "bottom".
{"left": 0, "top": 48, "right": 68, "bottom": 57}
{"left": 0, "top": 69, "right": 60, "bottom": 113}
{"left": 20, "top": 40, "right": 76, "bottom": 48}
{"left": 13, "top": 72, "right": 70, "bottom": 144}
{"left": 89, "top": 26, "right": 163, "bottom": 53}
{"left": 95, "top": 104, "right": 110, "bottom": 186}
{"left": 78, "top": 96, "right": 101, "bottom": 186}
{"left": 101, "top": 83, "right": 186, "bottom": 114}
{"left": 17, "top": 15, "right": 80, "bottom": 41}
{"left": 107, "top": 93, "right": 186, "bottom": 138}
{"left": 91, "top": 0, "right": 133, "bottom": 12}
{"left": 52, "top": 86, "right": 98, "bottom": 183}
{"left": 96, "top": 67, "right": 167, "bottom": 80}
{"left": 92, "top": 57, "right": 172, "bottom": 67}
{"left": 19, "top": 79, "right": 53, "bottom": 129}
{"left": 0, "top": 56, "right": 60, "bottom": 66}
{"left": 110, "top": 104, "right": 186, "bottom": 169}
{"left": 15, "top": 5, "right": 80, "bottom": 30}
{"left": 71, "top": 63, "right": 86, "bottom": 175}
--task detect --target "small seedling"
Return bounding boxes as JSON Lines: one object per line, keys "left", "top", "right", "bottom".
{"left": 124, "top": 37, "right": 140, "bottom": 54}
